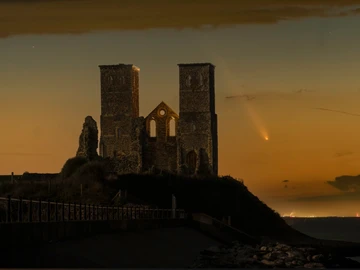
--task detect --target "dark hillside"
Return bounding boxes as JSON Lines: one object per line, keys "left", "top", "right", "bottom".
{"left": 107, "top": 173, "right": 313, "bottom": 242}
{"left": 0, "top": 158, "right": 313, "bottom": 243}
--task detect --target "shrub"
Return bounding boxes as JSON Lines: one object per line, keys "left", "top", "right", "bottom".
{"left": 60, "top": 156, "right": 88, "bottom": 179}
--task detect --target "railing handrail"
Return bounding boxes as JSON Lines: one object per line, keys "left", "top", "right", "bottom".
{"left": 0, "top": 195, "right": 187, "bottom": 224}
{"left": 0, "top": 196, "right": 183, "bottom": 211}
{"left": 193, "top": 212, "right": 255, "bottom": 239}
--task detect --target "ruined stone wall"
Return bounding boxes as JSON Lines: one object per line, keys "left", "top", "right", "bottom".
{"left": 98, "top": 62, "right": 218, "bottom": 176}
{"left": 112, "top": 117, "right": 145, "bottom": 174}
{"left": 142, "top": 102, "right": 178, "bottom": 173}
{"left": 76, "top": 116, "right": 99, "bottom": 161}
{"left": 177, "top": 63, "right": 218, "bottom": 175}
{"left": 99, "top": 64, "right": 140, "bottom": 159}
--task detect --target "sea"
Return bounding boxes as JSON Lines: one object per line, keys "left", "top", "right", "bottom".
{"left": 283, "top": 217, "right": 360, "bottom": 262}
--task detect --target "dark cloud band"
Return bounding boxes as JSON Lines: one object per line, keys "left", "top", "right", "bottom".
{"left": 1, "top": 0, "right": 360, "bottom": 38}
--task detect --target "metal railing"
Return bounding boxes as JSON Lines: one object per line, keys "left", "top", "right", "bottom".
{"left": 0, "top": 196, "right": 186, "bottom": 223}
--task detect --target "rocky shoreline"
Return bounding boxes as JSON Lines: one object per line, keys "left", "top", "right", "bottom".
{"left": 190, "top": 241, "right": 360, "bottom": 268}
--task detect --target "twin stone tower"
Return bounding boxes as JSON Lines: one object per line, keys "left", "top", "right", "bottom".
{"left": 99, "top": 63, "right": 218, "bottom": 175}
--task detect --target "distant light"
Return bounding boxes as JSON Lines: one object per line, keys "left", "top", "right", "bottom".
{"left": 265, "top": 136, "right": 269, "bottom": 141}
{"left": 357, "top": 213, "right": 359, "bottom": 217}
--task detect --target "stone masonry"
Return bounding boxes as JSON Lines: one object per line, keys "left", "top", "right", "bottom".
{"left": 76, "top": 116, "right": 99, "bottom": 161}
{"left": 99, "top": 63, "right": 218, "bottom": 175}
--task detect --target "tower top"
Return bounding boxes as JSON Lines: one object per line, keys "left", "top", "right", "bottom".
{"left": 99, "top": 64, "right": 140, "bottom": 71}
{"left": 178, "top": 63, "right": 215, "bottom": 68}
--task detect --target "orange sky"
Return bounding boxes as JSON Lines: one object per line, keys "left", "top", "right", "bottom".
{"left": 1, "top": 0, "right": 360, "bottom": 216}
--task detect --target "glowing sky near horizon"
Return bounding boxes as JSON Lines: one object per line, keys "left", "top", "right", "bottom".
{"left": 2, "top": 0, "right": 360, "bottom": 216}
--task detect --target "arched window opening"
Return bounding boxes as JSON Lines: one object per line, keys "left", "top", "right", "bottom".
{"left": 186, "top": 150, "right": 197, "bottom": 174}
{"left": 150, "top": 119, "right": 157, "bottom": 137}
{"left": 186, "top": 75, "right": 192, "bottom": 87}
{"left": 199, "top": 73, "right": 203, "bottom": 86}
{"left": 169, "top": 118, "right": 176, "bottom": 136}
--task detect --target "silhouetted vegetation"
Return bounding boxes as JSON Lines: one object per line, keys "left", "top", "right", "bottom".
{"left": 0, "top": 157, "right": 311, "bottom": 241}
{"left": 105, "top": 173, "right": 309, "bottom": 240}
{"left": 60, "top": 156, "right": 88, "bottom": 179}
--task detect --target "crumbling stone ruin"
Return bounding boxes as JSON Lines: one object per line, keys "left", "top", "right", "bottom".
{"left": 98, "top": 63, "right": 218, "bottom": 175}
{"left": 76, "top": 116, "right": 99, "bottom": 161}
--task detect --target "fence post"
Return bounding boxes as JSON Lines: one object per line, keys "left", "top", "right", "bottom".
{"left": 47, "top": 199, "right": 51, "bottom": 222}
{"left": 18, "top": 197, "right": 23, "bottom": 223}
{"left": 74, "top": 202, "right": 77, "bottom": 220}
{"left": 92, "top": 204, "right": 95, "bottom": 220}
{"left": 29, "top": 199, "right": 33, "bottom": 222}
{"left": 55, "top": 201, "right": 58, "bottom": 222}
{"left": 7, "top": 195, "right": 11, "bottom": 223}
{"left": 106, "top": 206, "right": 109, "bottom": 220}
{"left": 112, "top": 207, "right": 115, "bottom": 220}
{"left": 68, "top": 202, "right": 71, "bottom": 221}
{"left": 117, "top": 205, "right": 120, "bottom": 220}
{"left": 121, "top": 207, "right": 124, "bottom": 220}
{"left": 39, "top": 199, "right": 42, "bottom": 223}
{"left": 62, "top": 201, "right": 65, "bottom": 222}
{"left": 79, "top": 202, "right": 82, "bottom": 220}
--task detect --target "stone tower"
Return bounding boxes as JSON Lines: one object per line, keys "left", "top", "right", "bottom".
{"left": 99, "top": 64, "right": 140, "bottom": 158}
{"left": 177, "top": 63, "right": 218, "bottom": 175}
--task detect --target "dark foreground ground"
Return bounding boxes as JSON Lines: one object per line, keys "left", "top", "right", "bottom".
{"left": 4, "top": 222, "right": 360, "bottom": 268}
{"left": 2, "top": 226, "right": 221, "bottom": 268}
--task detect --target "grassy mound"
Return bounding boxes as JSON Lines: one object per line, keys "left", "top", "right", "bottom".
{"left": 107, "top": 173, "right": 313, "bottom": 242}
{"left": 60, "top": 156, "right": 88, "bottom": 179}
{"left": 0, "top": 157, "right": 312, "bottom": 242}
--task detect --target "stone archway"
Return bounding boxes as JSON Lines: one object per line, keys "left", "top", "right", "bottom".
{"left": 186, "top": 150, "right": 197, "bottom": 174}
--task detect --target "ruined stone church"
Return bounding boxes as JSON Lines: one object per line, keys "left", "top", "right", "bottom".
{"left": 99, "top": 63, "right": 218, "bottom": 175}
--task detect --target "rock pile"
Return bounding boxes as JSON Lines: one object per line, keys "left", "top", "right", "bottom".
{"left": 190, "top": 241, "right": 360, "bottom": 268}
{"left": 76, "top": 116, "right": 99, "bottom": 161}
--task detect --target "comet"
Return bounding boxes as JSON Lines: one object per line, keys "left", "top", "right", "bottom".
{"left": 208, "top": 53, "right": 269, "bottom": 141}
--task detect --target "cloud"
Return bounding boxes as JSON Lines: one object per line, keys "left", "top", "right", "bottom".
{"left": 225, "top": 94, "right": 255, "bottom": 101}
{"left": 312, "top": 107, "right": 360, "bottom": 117}
{"left": 0, "top": 152, "right": 51, "bottom": 156}
{"left": 294, "top": 89, "right": 315, "bottom": 94}
{"left": 289, "top": 175, "right": 360, "bottom": 202}
{"left": 1, "top": 0, "right": 360, "bottom": 38}
{"left": 334, "top": 151, "right": 354, "bottom": 158}
{"left": 290, "top": 192, "right": 360, "bottom": 202}
{"left": 327, "top": 175, "right": 360, "bottom": 192}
